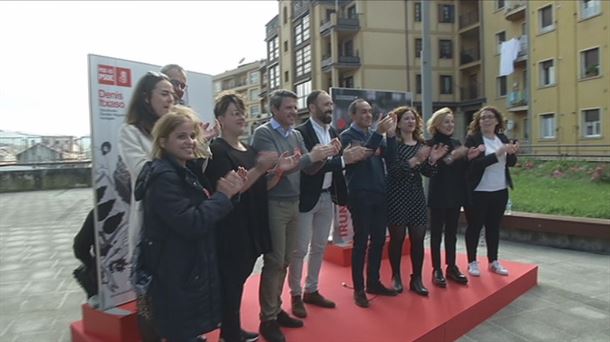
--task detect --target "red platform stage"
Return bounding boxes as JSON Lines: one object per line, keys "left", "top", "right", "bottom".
{"left": 71, "top": 252, "right": 537, "bottom": 342}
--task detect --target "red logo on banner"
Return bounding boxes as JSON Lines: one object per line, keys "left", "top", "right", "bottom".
{"left": 115, "top": 67, "right": 132, "bottom": 87}
{"left": 97, "top": 65, "right": 132, "bottom": 87}
{"left": 98, "top": 65, "right": 115, "bottom": 85}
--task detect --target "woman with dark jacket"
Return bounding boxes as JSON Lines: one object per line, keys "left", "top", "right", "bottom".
{"left": 426, "top": 107, "right": 479, "bottom": 288}
{"left": 464, "top": 106, "right": 519, "bottom": 277}
{"left": 386, "top": 106, "right": 447, "bottom": 296}
{"left": 136, "top": 106, "right": 244, "bottom": 342}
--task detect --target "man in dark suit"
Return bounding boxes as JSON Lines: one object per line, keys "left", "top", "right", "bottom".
{"left": 288, "top": 90, "right": 369, "bottom": 318}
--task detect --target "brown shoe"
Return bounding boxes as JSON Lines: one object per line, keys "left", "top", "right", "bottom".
{"left": 291, "top": 295, "right": 307, "bottom": 318}
{"left": 303, "top": 291, "right": 336, "bottom": 308}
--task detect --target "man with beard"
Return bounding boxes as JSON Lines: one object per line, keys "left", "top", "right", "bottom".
{"left": 288, "top": 90, "right": 371, "bottom": 318}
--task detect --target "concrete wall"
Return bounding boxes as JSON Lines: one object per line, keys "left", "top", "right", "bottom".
{"left": 0, "top": 167, "right": 91, "bottom": 192}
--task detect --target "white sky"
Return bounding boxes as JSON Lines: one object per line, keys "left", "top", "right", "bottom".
{"left": 0, "top": 0, "right": 278, "bottom": 136}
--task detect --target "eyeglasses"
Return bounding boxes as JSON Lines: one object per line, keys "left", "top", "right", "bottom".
{"left": 170, "top": 79, "right": 187, "bottom": 90}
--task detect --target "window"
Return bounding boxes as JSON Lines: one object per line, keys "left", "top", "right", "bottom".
{"left": 249, "top": 88, "right": 258, "bottom": 101}
{"left": 581, "top": 0, "right": 601, "bottom": 19}
{"left": 269, "top": 65, "right": 279, "bottom": 89}
{"left": 344, "top": 40, "right": 354, "bottom": 57}
{"left": 296, "top": 80, "right": 312, "bottom": 109}
{"left": 249, "top": 72, "right": 259, "bottom": 85}
{"left": 284, "top": 40, "right": 288, "bottom": 52}
{"left": 342, "top": 76, "right": 354, "bottom": 88}
{"left": 347, "top": 5, "right": 356, "bottom": 19}
{"left": 539, "top": 5, "right": 554, "bottom": 33}
{"left": 283, "top": 6, "right": 288, "bottom": 24}
{"left": 440, "top": 75, "right": 452, "bottom": 94}
{"left": 415, "top": 38, "right": 422, "bottom": 58}
{"left": 497, "top": 76, "right": 507, "bottom": 97}
{"left": 294, "top": 14, "right": 310, "bottom": 46}
{"left": 284, "top": 71, "right": 289, "bottom": 82}
{"left": 416, "top": 74, "right": 422, "bottom": 94}
{"left": 581, "top": 47, "right": 600, "bottom": 78}
{"left": 267, "top": 36, "right": 279, "bottom": 60}
{"left": 414, "top": 2, "right": 421, "bottom": 22}
{"left": 582, "top": 109, "right": 601, "bottom": 137}
{"left": 439, "top": 39, "right": 452, "bottom": 59}
{"left": 438, "top": 4, "right": 455, "bottom": 23}
{"left": 496, "top": 31, "right": 506, "bottom": 54}
{"left": 250, "top": 105, "right": 261, "bottom": 116}
{"left": 295, "top": 44, "right": 311, "bottom": 77}
{"left": 540, "top": 114, "right": 556, "bottom": 139}
{"left": 539, "top": 60, "right": 555, "bottom": 86}
{"left": 214, "top": 81, "right": 222, "bottom": 93}
{"left": 496, "top": 0, "right": 505, "bottom": 10}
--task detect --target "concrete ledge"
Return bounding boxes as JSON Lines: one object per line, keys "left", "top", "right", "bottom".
{"left": 0, "top": 167, "right": 91, "bottom": 192}
{"left": 459, "top": 211, "right": 610, "bottom": 254}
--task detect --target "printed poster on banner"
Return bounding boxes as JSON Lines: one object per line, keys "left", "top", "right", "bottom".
{"left": 88, "top": 54, "right": 213, "bottom": 310}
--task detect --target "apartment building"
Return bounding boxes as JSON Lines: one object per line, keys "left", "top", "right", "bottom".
{"left": 265, "top": 0, "right": 608, "bottom": 150}
{"left": 213, "top": 60, "right": 269, "bottom": 137}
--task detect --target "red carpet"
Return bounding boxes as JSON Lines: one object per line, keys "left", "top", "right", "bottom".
{"left": 72, "top": 252, "right": 538, "bottom": 342}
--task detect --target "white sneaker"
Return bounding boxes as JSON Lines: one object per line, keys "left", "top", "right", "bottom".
{"left": 468, "top": 261, "right": 480, "bottom": 277}
{"left": 489, "top": 260, "right": 509, "bottom": 276}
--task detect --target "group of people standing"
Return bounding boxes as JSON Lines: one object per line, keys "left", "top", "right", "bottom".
{"left": 77, "top": 64, "right": 518, "bottom": 342}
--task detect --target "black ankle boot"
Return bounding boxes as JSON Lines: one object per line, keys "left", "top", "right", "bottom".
{"left": 409, "top": 275, "right": 429, "bottom": 296}
{"left": 392, "top": 274, "right": 404, "bottom": 293}
{"left": 432, "top": 268, "right": 447, "bottom": 288}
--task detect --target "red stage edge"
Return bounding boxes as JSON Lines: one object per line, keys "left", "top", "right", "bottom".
{"left": 71, "top": 301, "right": 140, "bottom": 342}
{"left": 324, "top": 238, "right": 411, "bottom": 266}
{"left": 415, "top": 265, "right": 538, "bottom": 342}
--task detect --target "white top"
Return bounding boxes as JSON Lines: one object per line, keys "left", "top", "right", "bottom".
{"left": 118, "top": 123, "right": 153, "bottom": 260}
{"left": 475, "top": 135, "right": 507, "bottom": 192}
{"left": 310, "top": 119, "right": 333, "bottom": 190}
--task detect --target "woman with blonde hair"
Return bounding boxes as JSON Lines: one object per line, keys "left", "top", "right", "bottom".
{"left": 426, "top": 107, "right": 480, "bottom": 288}
{"left": 386, "top": 106, "right": 447, "bottom": 296}
{"left": 135, "top": 106, "right": 244, "bottom": 342}
{"left": 464, "top": 106, "right": 518, "bottom": 277}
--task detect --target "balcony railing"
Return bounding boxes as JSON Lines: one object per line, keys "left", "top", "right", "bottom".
{"left": 459, "top": 11, "right": 479, "bottom": 29}
{"left": 321, "top": 55, "right": 360, "bottom": 72}
{"left": 320, "top": 17, "right": 360, "bottom": 36}
{"left": 507, "top": 91, "right": 528, "bottom": 108}
{"left": 505, "top": 1, "right": 526, "bottom": 21}
{"left": 460, "top": 48, "right": 480, "bottom": 65}
{"left": 517, "top": 35, "right": 528, "bottom": 58}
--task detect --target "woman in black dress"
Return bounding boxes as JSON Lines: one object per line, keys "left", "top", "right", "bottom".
{"left": 204, "top": 93, "right": 279, "bottom": 342}
{"left": 386, "top": 106, "right": 447, "bottom": 296}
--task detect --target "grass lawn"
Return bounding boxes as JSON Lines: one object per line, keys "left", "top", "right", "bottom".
{"left": 510, "top": 159, "right": 610, "bottom": 219}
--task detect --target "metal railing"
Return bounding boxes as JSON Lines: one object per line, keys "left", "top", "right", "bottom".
{"left": 518, "top": 144, "right": 610, "bottom": 160}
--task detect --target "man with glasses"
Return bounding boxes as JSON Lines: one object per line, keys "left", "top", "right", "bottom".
{"left": 161, "top": 64, "right": 188, "bottom": 105}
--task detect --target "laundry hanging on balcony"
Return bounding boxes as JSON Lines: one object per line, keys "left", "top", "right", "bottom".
{"left": 499, "top": 38, "right": 521, "bottom": 76}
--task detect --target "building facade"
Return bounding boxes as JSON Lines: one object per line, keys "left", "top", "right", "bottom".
{"left": 264, "top": 0, "right": 608, "bottom": 154}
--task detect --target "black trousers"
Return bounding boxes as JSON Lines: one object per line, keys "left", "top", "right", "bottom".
{"left": 219, "top": 249, "right": 257, "bottom": 342}
{"left": 429, "top": 207, "right": 461, "bottom": 269}
{"left": 465, "top": 189, "right": 508, "bottom": 263}
{"left": 348, "top": 191, "right": 387, "bottom": 291}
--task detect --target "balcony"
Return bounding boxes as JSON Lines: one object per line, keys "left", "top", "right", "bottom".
{"left": 320, "top": 16, "right": 360, "bottom": 37}
{"left": 506, "top": 91, "right": 528, "bottom": 110}
{"left": 321, "top": 55, "right": 361, "bottom": 72}
{"left": 505, "top": 1, "right": 526, "bottom": 21}
{"left": 515, "top": 35, "right": 528, "bottom": 61}
{"left": 265, "top": 15, "right": 279, "bottom": 40}
{"left": 459, "top": 11, "right": 479, "bottom": 30}
{"left": 460, "top": 84, "right": 480, "bottom": 100}
{"left": 460, "top": 48, "right": 480, "bottom": 66}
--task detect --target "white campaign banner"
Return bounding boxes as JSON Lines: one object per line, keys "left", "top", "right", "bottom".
{"left": 88, "top": 54, "right": 213, "bottom": 310}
